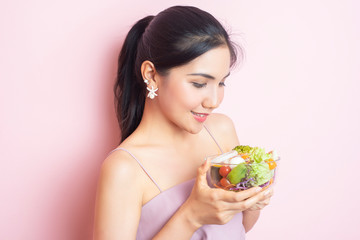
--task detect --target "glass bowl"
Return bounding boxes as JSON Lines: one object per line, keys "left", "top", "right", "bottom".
{"left": 206, "top": 151, "right": 279, "bottom": 191}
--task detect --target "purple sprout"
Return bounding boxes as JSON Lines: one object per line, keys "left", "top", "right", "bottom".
{"left": 229, "top": 168, "right": 277, "bottom": 191}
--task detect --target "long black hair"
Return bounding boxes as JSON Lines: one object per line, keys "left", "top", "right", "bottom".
{"left": 114, "top": 6, "right": 240, "bottom": 142}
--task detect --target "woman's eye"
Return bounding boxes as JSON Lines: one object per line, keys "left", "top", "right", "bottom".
{"left": 192, "top": 82, "right": 207, "bottom": 88}
{"left": 219, "top": 82, "right": 226, "bottom": 87}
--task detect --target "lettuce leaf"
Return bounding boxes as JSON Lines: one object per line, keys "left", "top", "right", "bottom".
{"left": 248, "top": 162, "right": 272, "bottom": 186}
{"left": 250, "top": 147, "right": 272, "bottom": 163}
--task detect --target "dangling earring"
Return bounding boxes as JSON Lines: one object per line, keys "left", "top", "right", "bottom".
{"left": 147, "top": 86, "right": 158, "bottom": 99}
{"left": 144, "top": 79, "right": 149, "bottom": 85}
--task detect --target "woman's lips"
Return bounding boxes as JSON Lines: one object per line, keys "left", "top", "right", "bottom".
{"left": 191, "top": 111, "right": 209, "bottom": 122}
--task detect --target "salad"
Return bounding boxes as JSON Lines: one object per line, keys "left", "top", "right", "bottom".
{"left": 209, "top": 145, "right": 279, "bottom": 191}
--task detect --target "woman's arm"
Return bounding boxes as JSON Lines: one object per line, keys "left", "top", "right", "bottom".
{"left": 152, "top": 204, "right": 200, "bottom": 240}
{"left": 243, "top": 187, "right": 274, "bottom": 232}
{"left": 242, "top": 209, "right": 260, "bottom": 232}
{"left": 93, "top": 152, "right": 144, "bottom": 240}
{"left": 94, "top": 150, "right": 202, "bottom": 240}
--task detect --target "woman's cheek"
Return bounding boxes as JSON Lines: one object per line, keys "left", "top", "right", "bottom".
{"left": 179, "top": 85, "right": 201, "bottom": 106}
{"left": 219, "top": 90, "right": 225, "bottom": 103}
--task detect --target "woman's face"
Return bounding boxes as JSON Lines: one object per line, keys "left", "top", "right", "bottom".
{"left": 156, "top": 46, "right": 231, "bottom": 134}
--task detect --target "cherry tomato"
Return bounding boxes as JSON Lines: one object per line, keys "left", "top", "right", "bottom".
{"left": 219, "top": 166, "right": 231, "bottom": 177}
{"left": 220, "top": 177, "right": 231, "bottom": 188}
{"left": 266, "top": 159, "right": 277, "bottom": 170}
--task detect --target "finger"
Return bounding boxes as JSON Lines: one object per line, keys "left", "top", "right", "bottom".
{"left": 237, "top": 189, "right": 273, "bottom": 211}
{"left": 229, "top": 190, "right": 267, "bottom": 211}
{"left": 262, "top": 198, "right": 270, "bottom": 205}
{"left": 254, "top": 201, "right": 269, "bottom": 210}
{"left": 243, "top": 189, "right": 273, "bottom": 209}
{"left": 259, "top": 188, "right": 274, "bottom": 201}
{"left": 219, "top": 186, "right": 263, "bottom": 203}
{"left": 247, "top": 204, "right": 261, "bottom": 211}
{"left": 196, "top": 158, "right": 211, "bottom": 185}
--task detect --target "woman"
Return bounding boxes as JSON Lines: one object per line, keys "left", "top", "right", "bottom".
{"left": 94, "top": 6, "right": 273, "bottom": 240}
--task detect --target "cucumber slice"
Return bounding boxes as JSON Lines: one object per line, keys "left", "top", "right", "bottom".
{"left": 227, "top": 163, "right": 247, "bottom": 185}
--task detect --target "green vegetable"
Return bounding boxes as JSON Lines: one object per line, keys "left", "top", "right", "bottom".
{"left": 248, "top": 162, "right": 272, "bottom": 186}
{"left": 227, "top": 163, "right": 247, "bottom": 185}
{"left": 230, "top": 144, "right": 277, "bottom": 188}
{"left": 233, "top": 145, "right": 253, "bottom": 154}
{"left": 249, "top": 147, "right": 272, "bottom": 163}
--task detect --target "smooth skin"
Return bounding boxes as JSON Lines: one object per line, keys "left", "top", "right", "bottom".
{"left": 93, "top": 47, "right": 274, "bottom": 239}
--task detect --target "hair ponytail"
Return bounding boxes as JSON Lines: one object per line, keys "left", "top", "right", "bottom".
{"left": 114, "top": 16, "right": 154, "bottom": 142}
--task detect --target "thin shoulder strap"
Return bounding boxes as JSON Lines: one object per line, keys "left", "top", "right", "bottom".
{"left": 203, "top": 125, "right": 224, "bottom": 154}
{"left": 108, "top": 147, "right": 162, "bottom": 192}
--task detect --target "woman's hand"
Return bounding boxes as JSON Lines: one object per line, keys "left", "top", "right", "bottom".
{"left": 245, "top": 187, "right": 273, "bottom": 211}
{"left": 180, "top": 159, "right": 271, "bottom": 229}
{"left": 241, "top": 187, "right": 273, "bottom": 232}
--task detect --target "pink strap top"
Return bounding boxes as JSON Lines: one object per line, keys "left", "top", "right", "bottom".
{"left": 109, "top": 125, "right": 245, "bottom": 240}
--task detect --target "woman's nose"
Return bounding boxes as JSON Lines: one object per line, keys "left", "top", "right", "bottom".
{"left": 203, "top": 88, "right": 220, "bottom": 110}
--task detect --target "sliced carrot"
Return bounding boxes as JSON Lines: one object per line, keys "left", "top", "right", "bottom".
{"left": 224, "top": 183, "right": 236, "bottom": 190}
{"left": 269, "top": 178, "right": 274, "bottom": 185}
{"left": 214, "top": 182, "right": 235, "bottom": 190}
{"left": 241, "top": 154, "right": 249, "bottom": 159}
{"left": 266, "top": 159, "right": 277, "bottom": 170}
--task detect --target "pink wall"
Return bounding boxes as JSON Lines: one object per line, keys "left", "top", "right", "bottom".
{"left": 1, "top": 0, "right": 359, "bottom": 239}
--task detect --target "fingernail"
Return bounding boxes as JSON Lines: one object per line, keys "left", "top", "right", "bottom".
{"left": 264, "top": 189, "right": 271, "bottom": 196}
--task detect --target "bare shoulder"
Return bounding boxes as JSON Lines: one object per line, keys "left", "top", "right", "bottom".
{"left": 100, "top": 150, "right": 146, "bottom": 192}
{"left": 206, "top": 113, "right": 236, "bottom": 132}
{"left": 100, "top": 149, "right": 143, "bottom": 183}
{"left": 205, "top": 113, "right": 240, "bottom": 151}
{"left": 94, "top": 149, "right": 144, "bottom": 238}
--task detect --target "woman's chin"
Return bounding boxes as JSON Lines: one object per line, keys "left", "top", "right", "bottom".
{"left": 184, "top": 123, "right": 204, "bottom": 135}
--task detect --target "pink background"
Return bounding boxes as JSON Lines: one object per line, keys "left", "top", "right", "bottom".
{"left": 1, "top": 0, "right": 359, "bottom": 239}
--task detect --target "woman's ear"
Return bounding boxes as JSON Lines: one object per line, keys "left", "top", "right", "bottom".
{"left": 141, "top": 60, "right": 157, "bottom": 86}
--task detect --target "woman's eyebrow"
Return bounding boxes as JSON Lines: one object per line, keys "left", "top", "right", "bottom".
{"left": 187, "top": 72, "right": 230, "bottom": 80}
